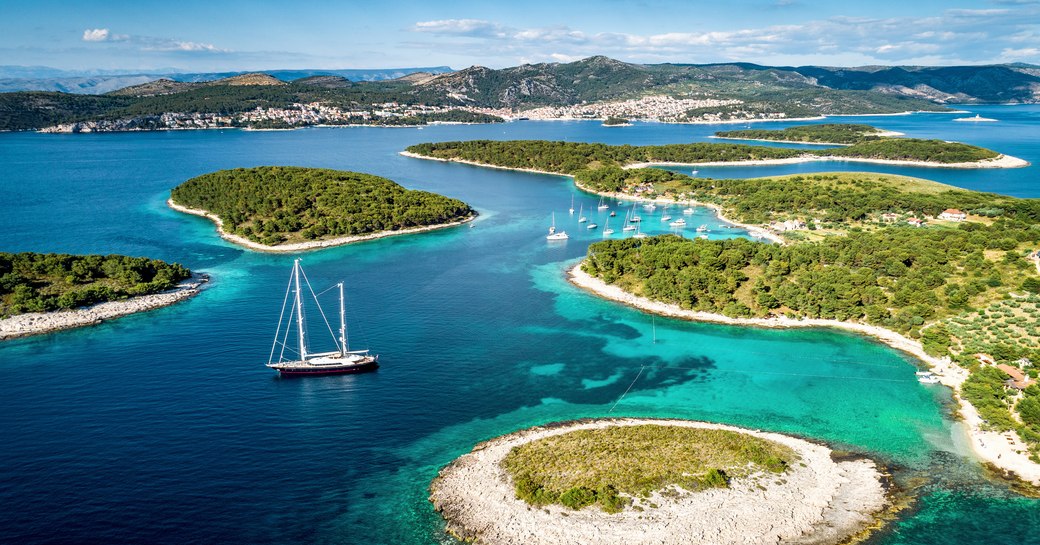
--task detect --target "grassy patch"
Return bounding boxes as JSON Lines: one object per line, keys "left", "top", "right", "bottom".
{"left": 501, "top": 424, "right": 797, "bottom": 513}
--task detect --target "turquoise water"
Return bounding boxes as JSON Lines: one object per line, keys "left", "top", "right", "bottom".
{"left": 1, "top": 109, "right": 1039, "bottom": 544}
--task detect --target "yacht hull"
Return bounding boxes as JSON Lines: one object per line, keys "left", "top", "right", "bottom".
{"left": 269, "top": 359, "right": 379, "bottom": 377}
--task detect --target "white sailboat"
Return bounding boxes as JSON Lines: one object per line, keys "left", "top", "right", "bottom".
{"left": 622, "top": 208, "right": 636, "bottom": 231}
{"left": 569, "top": 196, "right": 575, "bottom": 215}
{"left": 629, "top": 203, "right": 641, "bottom": 223}
{"left": 598, "top": 197, "right": 609, "bottom": 210}
{"left": 578, "top": 204, "right": 587, "bottom": 223}
{"left": 670, "top": 218, "right": 687, "bottom": 227}
{"left": 603, "top": 217, "right": 614, "bottom": 236}
{"left": 267, "top": 260, "right": 378, "bottom": 376}
{"left": 547, "top": 212, "right": 569, "bottom": 240}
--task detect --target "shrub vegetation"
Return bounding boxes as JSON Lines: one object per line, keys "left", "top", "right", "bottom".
{"left": 501, "top": 425, "right": 796, "bottom": 513}
{"left": 0, "top": 252, "right": 191, "bottom": 317}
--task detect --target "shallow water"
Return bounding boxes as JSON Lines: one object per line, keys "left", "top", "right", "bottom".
{"left": 1, "top": 108, "right": 1038, "bottom": 544}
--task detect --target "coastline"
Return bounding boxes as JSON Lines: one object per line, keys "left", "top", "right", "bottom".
{"left": 624, "top": 152, "right": 1030, "bottom": 169}
{"left": 709, "top": 129, "right": 906, "bottom": 147}
{"left": 167, "top": 198, "right": 476, "bottom": 253}
{"left": 567, "top": 263, "right": 1040, "bottom": 487}
{"left": 430, "top": 417, "right": 888, "bottom": 545}
{"left": 0, "top": 273, "right": 209, "bottom": 341}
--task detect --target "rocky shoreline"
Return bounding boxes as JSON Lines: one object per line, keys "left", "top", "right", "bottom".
{"left": 0, "top": 273, "right": 209, "bottom": 341}
{"left": 168, "top": 198, "right": 476, "bottom": 252}
{"left": 430, "top": 418, "right": 888, "bottom": 545}
{"left": 623, "top": 152, "right": 1029, "bottom": 170}
{"left": 567, "top": 264, "right": 1040, "bottom": 488}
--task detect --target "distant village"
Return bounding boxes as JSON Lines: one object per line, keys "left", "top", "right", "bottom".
{"left": 38, "top": 102, "right": 510, "bottom": 133}
{"left": 521, "top": 95, "right": 745, "bottom": 122}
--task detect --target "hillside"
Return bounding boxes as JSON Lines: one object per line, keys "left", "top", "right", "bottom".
{"left": 0, "top": 66, "right": 454, "bottom": 94}
{"left": 789, "top": 64, "right": 1040, "bottom": 104}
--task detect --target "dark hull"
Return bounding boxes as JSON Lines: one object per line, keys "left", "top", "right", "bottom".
{"left": 273, "top": 360, "right": 379, "bottom": 377}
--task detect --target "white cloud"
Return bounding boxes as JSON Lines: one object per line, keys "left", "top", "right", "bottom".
{"left": 413, "top": 19, "right": 506, "bottom": 38}
{"left": 80, "top": 27, "right": 227, "bottom": 53}
{"left": 82, "top": 28, "right": 109, "bottom": 42}
{"left": 409, "top": 5, "right": 1040, "bottom": 66}
{"left": 142, "top": 40, "right": 225, "bottom": 52}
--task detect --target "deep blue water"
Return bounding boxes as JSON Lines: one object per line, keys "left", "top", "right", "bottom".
{"left": 1, "top": 106, "right": 1039, "bottom": 544}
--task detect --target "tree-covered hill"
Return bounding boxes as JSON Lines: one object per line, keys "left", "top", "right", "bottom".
{"left": 170, "top": 167, "right": 475, "bottom": 246}
{"left": 405, "top": 137, "right": 1002, "bottom": 178}
{"left": 715, "top": 124, "right": 886, "bottom": 144}
{"left": 0, "top": 252, "right": 191, "bottom": 317}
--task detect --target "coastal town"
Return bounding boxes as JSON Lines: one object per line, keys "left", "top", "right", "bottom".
{"left": 38, "top": 101, "right": 512, "bottom": 132}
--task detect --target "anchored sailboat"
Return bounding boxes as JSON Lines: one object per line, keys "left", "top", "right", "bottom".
{"left": 547, "top": 212, "right": 569, "bottom": 240}
{"left": 267, "top": 260, "right": 379, "bottom": 376}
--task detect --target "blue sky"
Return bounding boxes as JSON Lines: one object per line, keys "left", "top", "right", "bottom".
{"left": 3, "top": 0, "right": 1039, "bottom": 72}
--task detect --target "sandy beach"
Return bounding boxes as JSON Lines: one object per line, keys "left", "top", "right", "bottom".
{"left": 0, "top": 273, "right": 208, "bottom": 341}
{"left": 567, "top": 264, "right": 1040, "bottom": 487}
{"left": 168, "top": 198, "right": 476, "bottom": 252}
{"left": 430, "top": 418, "right": 888, "bottom": 545}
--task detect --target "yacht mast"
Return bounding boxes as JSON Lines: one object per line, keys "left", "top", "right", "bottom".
{"left": 338, "top": 282, "right": 348, "bottom": 355}
{"left": 293, "top": 259, "right": 307, "bottom": 360}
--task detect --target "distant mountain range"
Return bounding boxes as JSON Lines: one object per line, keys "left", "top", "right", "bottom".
{"left": 3, "top": 56, "right": 1040, "bottom": 132}
{"left": 0, "top": 66, "right": 454, "bottom": 94}
{"left": 417, "top": 57, "right": 1040, "bottom": 107}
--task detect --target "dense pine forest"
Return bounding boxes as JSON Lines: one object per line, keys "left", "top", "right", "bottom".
{"left": 0, "top": 252, "right": 191, "bottom": 317}
{"left": 405, "top": 136, "right": 999, "bottom": 174}
{"left": 715, "top": 123, "right": 886, "bottom": 144}
{"left": 170, "top": 167, "right": 475, "bottom": 246}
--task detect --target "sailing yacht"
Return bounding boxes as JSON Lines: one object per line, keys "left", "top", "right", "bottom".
{"left": 629, "top": 203, "right": 641, "bottom": 223}
{"left": 569, "top": 196, "right": 575, "bottom": 215}
{"left": 547, "top": 212, "right": 569, "bottom": 240}
{"left": 603, "top": 217, "right": 614, "bottom": 236}
{"left": 578, "top": 204, "right": 587, "bottom": 223}
{"left": 622, "top": 208, "right": 637, "bottom": 231}
{"left": 597, "top": 197, "right": 609, "bottom": 210}
{"left": 267, "top": 260, "right": 378, "bottom": 376}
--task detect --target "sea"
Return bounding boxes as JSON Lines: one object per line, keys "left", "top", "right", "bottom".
{"left": 1, "top": 105, "right": 1039, "bottom": 544}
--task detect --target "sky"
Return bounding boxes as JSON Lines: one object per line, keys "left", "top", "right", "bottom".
{"left": 2, "top": 0, "right": 1040, "bottom": 73}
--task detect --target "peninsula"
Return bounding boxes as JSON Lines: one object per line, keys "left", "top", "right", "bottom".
{"left": 0, "top": 252, "right": 202, "bottom": 340}
{"left": 431, "top": 418, "right": 888, "bottom": 545}
{"left": 169, "top": 166, "right": 476, "bottom": 252}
